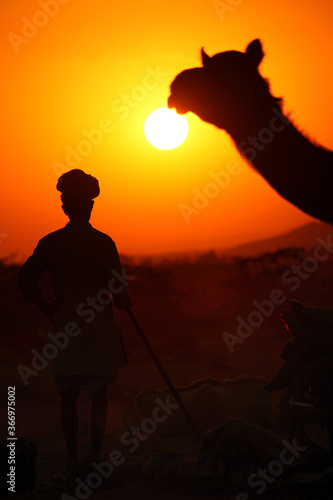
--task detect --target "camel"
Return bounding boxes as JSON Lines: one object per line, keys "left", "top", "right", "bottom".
{"left": 168, "top": 39, "right": 333, "bottom": 224}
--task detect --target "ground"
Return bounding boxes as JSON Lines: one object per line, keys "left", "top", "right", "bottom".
{"left": 1, "top": 247, "right": 333, "bottom": 499}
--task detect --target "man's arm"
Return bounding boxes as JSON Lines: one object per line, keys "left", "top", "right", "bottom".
{"left": 18, "top": 239, "right": 55, "bottom": 321}
{"left": 109, "top": 240, "right": 133, "bottom": 310}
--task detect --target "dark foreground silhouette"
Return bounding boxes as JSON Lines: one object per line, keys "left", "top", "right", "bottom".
{"left": 1, "top": 234, "right": 333, "bottom": 497}
{"left": 168, "top": 39, "right": 333, "bottom": 224}
{"left": 18, "top": 169, "right": 132, "bottom": 473}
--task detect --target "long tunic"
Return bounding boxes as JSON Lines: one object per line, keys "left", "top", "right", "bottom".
{"left": 18, "top": 221, "right": 129, "bottom": 394}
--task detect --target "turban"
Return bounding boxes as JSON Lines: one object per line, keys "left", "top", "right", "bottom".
{"left": 57, "top": 169, "right": 100, "bottom": 200}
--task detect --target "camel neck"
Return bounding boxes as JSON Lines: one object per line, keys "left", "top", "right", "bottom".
{"left": 228, "top": 102, "right": 332, "bottom": 224}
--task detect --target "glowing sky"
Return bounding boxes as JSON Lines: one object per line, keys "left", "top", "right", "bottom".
{"left": 1, "top": 0, "right": 333, "bottom": 260}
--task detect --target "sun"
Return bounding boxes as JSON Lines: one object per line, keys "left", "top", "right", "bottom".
{"left": 144, "top": 108, "right": 188, "bottom": 150}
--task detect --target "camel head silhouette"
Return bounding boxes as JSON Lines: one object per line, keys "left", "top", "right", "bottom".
{"left": 168, "top": 39, "right": 281, "bottom": 138}
{"left": 167, "top": 39, "right": 333, "bottom": 225}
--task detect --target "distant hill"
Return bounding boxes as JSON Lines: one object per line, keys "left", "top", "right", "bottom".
{"left": 129, "top": 221, "right": 333, "bottom": 263}
{"left": 223, "top": 221, "right": 333, "bottom": 257}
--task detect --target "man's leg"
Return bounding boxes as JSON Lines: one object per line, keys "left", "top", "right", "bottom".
{"left": 61, "top": 389, "right": 80, "bottom": 469}
{"left": 91, "top": 381, "right": 108, "bottom": 458}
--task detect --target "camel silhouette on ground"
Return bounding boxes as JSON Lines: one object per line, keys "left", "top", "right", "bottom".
{"left": 168, "top": 39, "right": 332, "bottom": 224}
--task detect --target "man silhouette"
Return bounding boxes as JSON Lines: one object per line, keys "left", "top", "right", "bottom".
{"left": 18, "top": 169, "right": 132, "bottom": 472}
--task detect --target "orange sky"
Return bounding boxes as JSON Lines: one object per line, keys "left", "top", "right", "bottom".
{"left": 1, "top": 0, "right": 333, "bottom": 261}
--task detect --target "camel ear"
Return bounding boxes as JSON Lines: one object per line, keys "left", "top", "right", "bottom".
{"left": 245, "top": 39, "right": 264, "bottom": 67}
{"left": 201, "top": 47, "right": 211, "bottom": 67}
